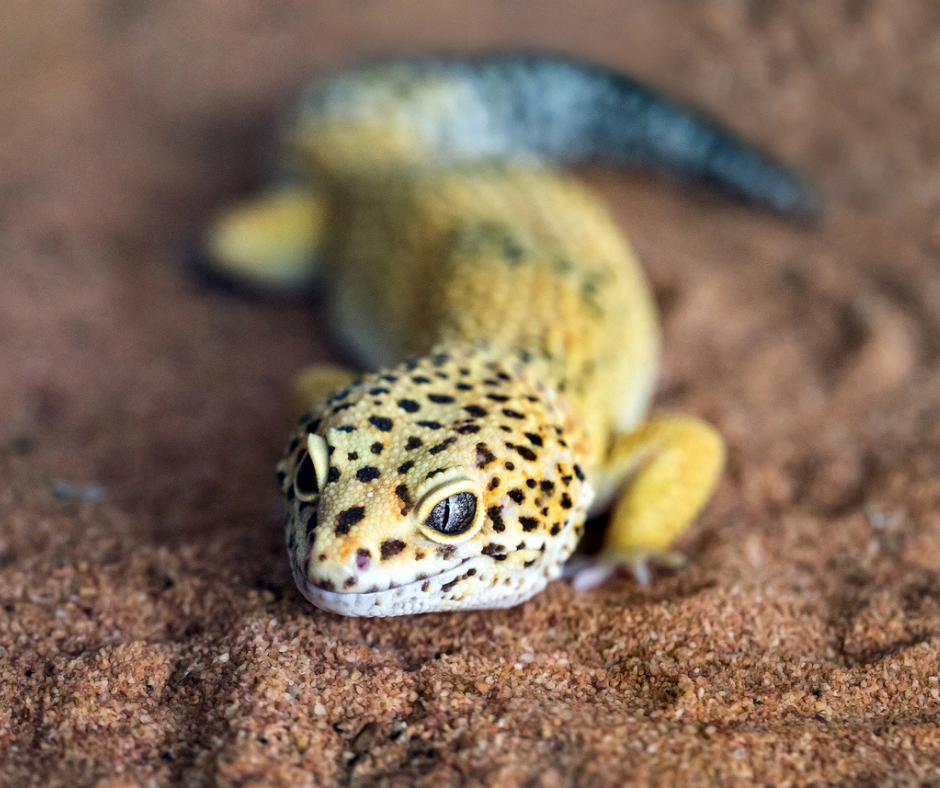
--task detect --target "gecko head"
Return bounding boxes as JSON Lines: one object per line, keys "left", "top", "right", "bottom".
{"left": 278, "top": 344, "right": 594, "bottom": 616}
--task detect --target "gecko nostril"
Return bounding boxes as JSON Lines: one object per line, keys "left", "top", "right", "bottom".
{"left": 356, "top": 549, "right": 371, "bottom": 571}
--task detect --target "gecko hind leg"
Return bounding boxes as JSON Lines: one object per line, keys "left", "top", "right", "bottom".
{"left": 571, "top": 415, "right": 725, "bottom": 591}
{"left": 202, "top": 187, "right": 328, "bottom": 291}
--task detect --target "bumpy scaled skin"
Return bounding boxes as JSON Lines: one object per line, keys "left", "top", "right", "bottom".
{"left": 205, "top": 55, "right": 816, "bottom": 616}
{"left": 281, "top": 345, "right": 594, "bottom": 615}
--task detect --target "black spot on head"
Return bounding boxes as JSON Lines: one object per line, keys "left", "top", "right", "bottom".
{"left": 475, "top": 442, "right": 496, "bottom": 468}
{"left": 456, "top": 382, "right": 472, "bottom": 391}
{"left": 519, "top": 516, "right": 539, "bottom": 532}
{"left": 502, "top": 408, "right": 525, "bottom": 420}
{"left": 316, "top": 579, "right": 336, "bottom": 591}
{"left": 369, "top": 416, "right": 393, "bottom": 432}
{"left": 515, "top": 445, "right": 537, "bottom": 462}
{"left": 370, "top": 441, "right": 384, "bottom": 455}
{"left": 336, "top": 425, "right": 357, "bottom": 433}
{"left": 416, "top": 420, "right": 442, "bottom": 429}
{"left": 428, "top": 394, "right": 455, "bottom": 404}
{"left": 456, "top": 424, "right": 481, "bottom": 434}
{"left": 328, "top": 466, "right": 340, "bottom": 483}
{"left": 398, "top": 460, "right": 415, "bottom": 474}
{"left": 507, "top": 489, "right": 525, "bottom": 504}
{"left": 421, "top": 581, "right": 431, "bottom": 592}
{"left": 487, "top": 394, "right": 510, "bottom": 402}
{"left": 488, "top": 476, "right": 500, "bottom": 490}
{"left": 398, "top": 399, "right": 420, "bottom": 413}
{"left": 326, "top": 388, "right": 347, "bottom": 404}
{"left": 412, "top": 376, "right": 432, "bottom": 384}
{"left": 347, "top": 451, "right": 359, "bottom": 461}
{"left": 574, "top": 464, "right": 585, "bottom": 481}
{"left": 550, "top": 522, "right": 561, "bottom": 535}
{"left": 332, "top": 403, "right": 353, "bottom": 413}
{"left": 405, "top": 436, "right": 423, "bottom": 451}
{"left": 426, "top": 468, "right": 447, "bottom": 479}
{"left": 344, "top": 577, "right": 357, "bottom": 588}
{"left": 381, "top": 374, "right": 397, "bottom": 383}
{"left": 395, "top": 483, "right": 413, "bottom": 514}
{"left": 464, "top": 405, "right": 487, "bottom": 418}
{"left": 482, "top": 543, "right": 506, "bottom": 558}
{"left": 526, "top": 478, "right": 537, "bottom": 488}
{"left": 368, "top": 387, "right": 390, "bottom": 396}
{"left": 459, "top": 367, "right": 470, "bottom": 376}
{"left": 380, "top": 539, "right": 406, "bottom": 560}
{"left": 429, "top": 436, "right": 458, "bottom": 455}
{"left": 356, "top": 466, "right": 381, "bottom": 483}
{"left": 483, "top": 378, "right": 501, "bottom": 387}
{"left": 524, "top": 432, "right": 543, "bottom": 446}
{"left": 539, "top": 480, "right": 555, "bottom": 495}
{"left": 335, "top": 506, "right": 366, "bottom": 535}
{"left": 560, "top": 493, "right": 573, "bottom": 509}
{"left": 487, "top": 505, "right": 505, "bottom": 532}
{"left": 504, "top": 461, "right": 515, "bottom": 471}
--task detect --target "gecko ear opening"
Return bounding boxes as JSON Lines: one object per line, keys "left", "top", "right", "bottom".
{"left": 414, "top": 479, "right": 484, "bottom": 544}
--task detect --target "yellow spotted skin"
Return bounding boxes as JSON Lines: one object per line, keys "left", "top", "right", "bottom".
{"left": 279, "top": 345, "right": 596, "bottom": 615}
{"left": 206, "top": 58, "right": 738, "bottom": 616}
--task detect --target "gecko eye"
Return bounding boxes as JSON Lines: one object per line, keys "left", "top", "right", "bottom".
{"left": 425, "top": 492, "right": 476, "bottom": 535}
{"left": 414, "top": 478, "right": 483, "bottom": 543}
{"left": 294, "top": 433, "right": 330, "bottom": 500}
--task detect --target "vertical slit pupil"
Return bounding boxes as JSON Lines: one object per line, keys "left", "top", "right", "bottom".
{"left": 426, "top": 492, "right": 477, "bottom": 535}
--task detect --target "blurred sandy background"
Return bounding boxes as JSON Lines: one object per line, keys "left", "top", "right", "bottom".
{"left": 1, "top": 1, "right": 939, "bottom": 785}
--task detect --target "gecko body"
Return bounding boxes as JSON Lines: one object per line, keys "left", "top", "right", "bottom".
{"left": 204, "top": 55, "right": 816, "bottom": 616}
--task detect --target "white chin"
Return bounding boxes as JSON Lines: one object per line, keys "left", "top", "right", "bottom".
{"left": 291, "top": 556, "right": 548, "bottom": 617}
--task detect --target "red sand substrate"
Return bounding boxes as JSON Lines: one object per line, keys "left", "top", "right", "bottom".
{"left": 1, "top": 2, "right": 939, "bottom": 785}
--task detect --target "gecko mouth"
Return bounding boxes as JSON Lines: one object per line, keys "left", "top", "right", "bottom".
{"left": 292, "top": 556, "right": 490, "bottom": 617}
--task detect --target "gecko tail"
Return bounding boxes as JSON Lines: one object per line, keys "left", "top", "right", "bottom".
{"left": 294, "top": 54, "right": 819, "bottom": 217}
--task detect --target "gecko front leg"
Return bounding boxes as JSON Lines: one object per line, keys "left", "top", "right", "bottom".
{"left": 573, "top": 415, "right": 725, "bottom": 590}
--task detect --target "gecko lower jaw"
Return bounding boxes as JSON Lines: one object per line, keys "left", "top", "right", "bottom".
{"left": 291, "top": 556, "right": 490, "bottom": 617}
